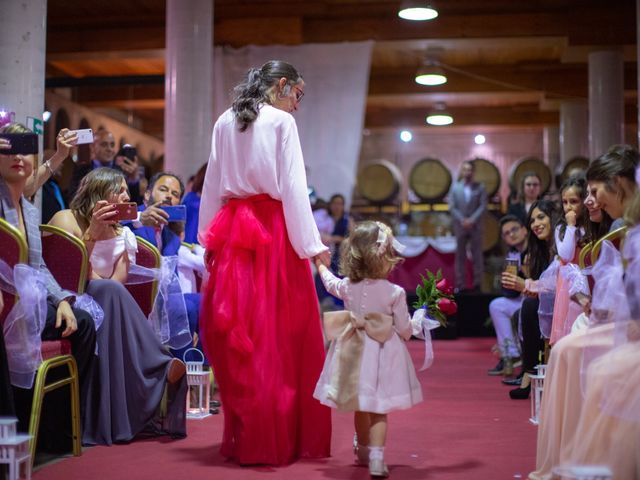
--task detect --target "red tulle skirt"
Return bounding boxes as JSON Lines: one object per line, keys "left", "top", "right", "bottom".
{"left": 200, "top": 194, "right": 331, "bottom": 465}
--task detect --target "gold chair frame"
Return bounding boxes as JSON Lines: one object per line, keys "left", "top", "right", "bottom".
{"left": 590, "top": 226, "right": 628, "bottom": 265}
{"left": 135, "top": 235, "right": 162, "bottom": 307}
{"left": 578, "top": 241, "right": 593, "bottom": 270}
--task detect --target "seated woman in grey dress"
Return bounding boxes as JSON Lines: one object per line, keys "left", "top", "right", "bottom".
{"left": 49, "top": 167, "right": 187, "bottom": 445}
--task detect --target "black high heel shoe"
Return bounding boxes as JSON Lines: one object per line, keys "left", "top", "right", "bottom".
{"left": 509, "top": 372, "right": 531, "bottom": 399}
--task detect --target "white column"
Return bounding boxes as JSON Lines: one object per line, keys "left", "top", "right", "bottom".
{"left": 0, "top": 0, "right": 47, "bottom": 127}
{"left": 588, "top": 50, "right": 624, "bottom": 159}
{"left": 164, "top": 0, "right": 214, "bottom": 183}
{"left": 543, "top": 125, "right": 560, "bottom": 188}
{"left": 560, "top": 100, "right": 588, "bottom": 164}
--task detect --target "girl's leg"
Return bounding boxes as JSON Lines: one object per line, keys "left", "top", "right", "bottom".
{"left": 354, "top": 411, "right": 371, "bottom": 446}
{"left": 368, "top": 413, "right": 389, "bottom": 477}
{"left": 354, "top": 411, "right": 371, "bottom": 465}
{"left": 369, "top": 413, "right": 387, "bottom": 447}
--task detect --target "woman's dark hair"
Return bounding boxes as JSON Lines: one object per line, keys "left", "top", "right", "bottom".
{"left": 556, "top": 173, "right": 587, "bottom": 244}
{"left": 190, "top": 163, "right": 207, "bottom": 195}
{"left": 525, "top": 198, "right": 559, "bottom": 279}
{"left": 586, "top": 144, "right": 639, "bottom": 192}
{"left": 231, "top": 60, "right": 303, "bottom": 132}
{"left": 585, "top": 208, "right": 613, "bottom": 244}
{"left": 328, "top": 193, "right": 346, "bottom": 218}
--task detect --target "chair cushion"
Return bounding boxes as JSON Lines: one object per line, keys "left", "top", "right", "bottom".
{"left": 41, "top": 340, "right": 72, "bottom": 360}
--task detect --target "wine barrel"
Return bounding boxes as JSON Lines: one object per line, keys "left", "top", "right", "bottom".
{"left": 409, "top": 157, "right": 452, "bottom": 202}
{"left": 481, "top": 212, "right": 500, "bottom": 252}
{"left": 357, "top": 160, "right": 402, "bottom": 203}
{"left": 470, "top": 157, "right": 501, "bottom": 198}
{"left": 559, "top": 156, "right": 589, "bottom": 184}
{"left": 509, "top": 156, "right": 552, "bottom": 194}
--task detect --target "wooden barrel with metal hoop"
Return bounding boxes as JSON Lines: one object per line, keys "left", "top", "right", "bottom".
{"left": 481, "top": 212, "right": 501, "bottom": 252}
{"left": 509, "top": 156, "right": 552, "bottom": 194}
{"left": 409, "top": 157, "right": 452, "bottom": 202}
{"left": 470, "top": 157, "right": 501, "bottom": 198}
{"left": 357, "top": 160, "right": 402, "bottom": 203}
{"left": 560, "top": 156, "right": 589, "bottom": 184}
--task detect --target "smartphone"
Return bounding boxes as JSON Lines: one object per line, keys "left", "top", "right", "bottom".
{"left": 112, "top": 202, "right": 138, "bottom": 221}
{"left": 117, "top": 144, "right": 137, "bottom": 161}
{"left": 67, "top": 128, "right": 93, "bottom": 145}
{"left": 159, "top": 205, "right": 186, "bottom": 222}
{"left": 504, "top": 258, "right": 519, "bottom": 276}
{"left": 0, "top": 133, "right": 38, "bottom": 155}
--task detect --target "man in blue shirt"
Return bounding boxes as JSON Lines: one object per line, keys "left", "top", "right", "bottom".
{"left": 129, "top": 172, "right": 203, "bottom": 363}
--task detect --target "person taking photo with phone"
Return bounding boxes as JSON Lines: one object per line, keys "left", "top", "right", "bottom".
{"left": 0, "top": 122, "right": 97, "bottom": 453}
{"left": 68, "top": 128, "right": 143, "bottom": 205}
{"left": 127, "top": 171, "right": 202, "bottom": 363}
{"left": 48, "top": 166, "right": 188, "bottom": 445}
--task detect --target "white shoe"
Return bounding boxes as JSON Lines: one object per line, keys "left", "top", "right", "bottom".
{"left": 369, "top": 458, "right": 389, "bottom": 477}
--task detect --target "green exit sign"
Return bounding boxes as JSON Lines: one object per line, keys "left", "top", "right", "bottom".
{"left": 26, "top": 116, "right": 43, "bottom": 135}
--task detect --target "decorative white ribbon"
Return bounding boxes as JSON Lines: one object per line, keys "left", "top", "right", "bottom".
{"left": 0, "top": 259, "right": 47, "bottom": 389}
{"left": 375, "top": 221, "right": 406, "bottom": 255}
{"left": 127, "top": 255, "right": 192, "bottom": 350}
{"left": 410, "top": 307, "right": 440, "bottom": 371}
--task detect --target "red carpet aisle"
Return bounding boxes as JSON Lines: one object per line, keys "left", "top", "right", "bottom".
{"left": 35, "top": 338, "right": 536, "bottom": 479}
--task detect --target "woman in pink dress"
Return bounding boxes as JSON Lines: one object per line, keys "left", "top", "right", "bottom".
{"left": 547, "top": 175, "right": 588, "bottom": 344}
{"left": 198, "top": 60, "right": 331, "bottom": 466}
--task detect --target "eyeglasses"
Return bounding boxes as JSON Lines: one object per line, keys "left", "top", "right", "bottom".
{"left": 501, "top": 226, "right": 523, "bottom": 237}
{"left": 293, "top": 86, "right": 304, "bottom": 102}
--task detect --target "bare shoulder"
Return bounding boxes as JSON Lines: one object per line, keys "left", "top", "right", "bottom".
{"left": 48, "top": 209, "right": 82, "bottom": 237}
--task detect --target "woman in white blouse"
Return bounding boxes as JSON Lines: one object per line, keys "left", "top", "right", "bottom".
{"left": 198, "top": 60, "right": 331, "bottom": 466}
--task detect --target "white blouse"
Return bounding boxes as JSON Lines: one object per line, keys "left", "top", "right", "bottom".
{"left": 554, "top": 224, "right": 585, "bottom": 262}
{"left": 198, "top": 105, "right": 326, "bottom": 259}
{"left": 90, "top": 227, "right": 137, "bottom": 278}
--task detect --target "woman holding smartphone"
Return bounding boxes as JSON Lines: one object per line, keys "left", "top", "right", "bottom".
{"left": 49, "top": 167, "right": 187, "bottom": 446}
{"left": 501, "top": 199, "right": 559, "bottom": 399}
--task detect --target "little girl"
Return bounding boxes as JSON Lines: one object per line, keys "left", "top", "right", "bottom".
{"left": 314, "top": 221, "right": 423, "bottom": 478}
{"left": 549, "top": 175, "right": 588, "bottom": 344}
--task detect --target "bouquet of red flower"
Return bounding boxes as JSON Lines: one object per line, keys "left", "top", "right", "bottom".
{"left": 413, "top": 269, "right": 457, "bottom": 327}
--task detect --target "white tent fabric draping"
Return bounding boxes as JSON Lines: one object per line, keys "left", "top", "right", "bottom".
{"left": 212, "top": 42, "right": 373, "bottom": 204}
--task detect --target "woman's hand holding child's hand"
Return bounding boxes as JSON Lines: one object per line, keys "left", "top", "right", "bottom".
{"left": 314, "top": 250, "right": 331, "bottom": 269}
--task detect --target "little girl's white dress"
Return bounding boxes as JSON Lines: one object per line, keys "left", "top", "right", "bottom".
{"left": 314, "top": 269, "right": 423, "bottom": 413}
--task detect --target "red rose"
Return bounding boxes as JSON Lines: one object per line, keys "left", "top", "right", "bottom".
{"left": 437, "top": 297, "right": 458, "bottom": 315}
{"left": 436, "top": 278, "right": 454, "bottom": 295}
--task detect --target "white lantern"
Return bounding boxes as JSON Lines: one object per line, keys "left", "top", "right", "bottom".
{"left": 0, "top": 417, "right": 32, "bottom": 480}
{"left": 184, "top": 349, "right": 212, "bottom": 419}
{"left": 529, "top": 364, "right": 547, "bottom": 425}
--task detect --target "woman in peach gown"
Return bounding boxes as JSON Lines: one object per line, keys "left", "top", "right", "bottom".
{"left": 529, "top": 145, "right": 638, "bottom": 479}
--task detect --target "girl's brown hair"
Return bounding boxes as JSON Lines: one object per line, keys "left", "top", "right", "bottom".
{"left": 339, "top": 221, "right": 402, "bottom": 282}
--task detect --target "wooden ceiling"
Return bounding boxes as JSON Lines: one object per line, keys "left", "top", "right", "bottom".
{"left": 45, "top": 0, "right": 638, "bottom": 140}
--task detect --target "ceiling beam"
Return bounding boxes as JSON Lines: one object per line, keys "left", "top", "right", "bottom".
{"left": 46, "top": 3, "right": 635, "bottom": 52}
